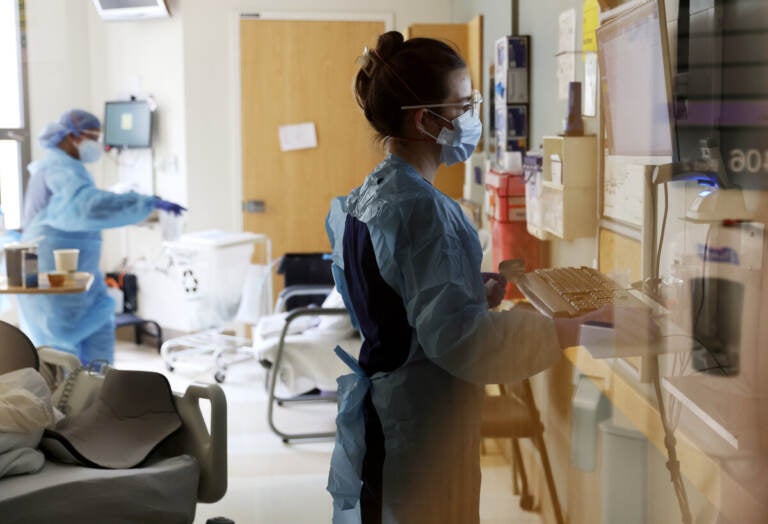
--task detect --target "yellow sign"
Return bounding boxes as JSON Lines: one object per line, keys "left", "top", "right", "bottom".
{"left": 583, "top": 0, "right": 600, "bottom": 55}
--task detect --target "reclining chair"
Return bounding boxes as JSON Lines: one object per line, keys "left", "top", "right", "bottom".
{"left": 0, "top": 321, "right": 227, "bottom": 524}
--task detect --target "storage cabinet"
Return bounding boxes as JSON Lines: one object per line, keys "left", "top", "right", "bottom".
{"left": 528, "top": 135, "right": 597, "bottom": 240}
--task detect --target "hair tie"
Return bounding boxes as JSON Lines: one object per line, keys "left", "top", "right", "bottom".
{"left": 355, "top": 46, "right": 376, "bottom": 78}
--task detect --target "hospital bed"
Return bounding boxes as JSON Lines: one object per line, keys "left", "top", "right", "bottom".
{"left": 258, "top": 293, "right": 359, "bottom": 443}
{"left": 0, "top": 322, "right": 227, "bottom": 524}
{"left": 249, "top": 256, "right": 360, "bottom": 443}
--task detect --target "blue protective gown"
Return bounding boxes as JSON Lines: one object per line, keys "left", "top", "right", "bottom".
{"left": 326, "top": 154, "right": 562, "bottom": 523}
{"left": 17, "top": 148, "right": 156, "bottom": 364}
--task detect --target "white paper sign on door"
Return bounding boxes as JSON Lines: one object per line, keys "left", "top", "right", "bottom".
{"left": 278, "top": 122, "right": 318, "bottom": 152}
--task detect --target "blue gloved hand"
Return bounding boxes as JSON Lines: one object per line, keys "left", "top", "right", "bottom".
{"left": 154, "top": 197, "right": 187, "bottom": 216}
{"left": 481, "top": 272, "right": 507, "bottom": 309}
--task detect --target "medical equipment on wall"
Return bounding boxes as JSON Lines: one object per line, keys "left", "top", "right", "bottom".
{"left": 104, "top": 100, "right": 153, "bottom": 149}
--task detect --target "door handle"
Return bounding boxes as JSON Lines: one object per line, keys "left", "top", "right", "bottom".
{"left": 242, "top": 200, "right": 265, "bottom": 213}
{"left": 0, "top": 130, "right": 28, "bottom": 141}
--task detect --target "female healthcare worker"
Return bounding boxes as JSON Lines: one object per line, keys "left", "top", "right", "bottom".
{"left": 18, "top": 109, "right": 185, "bottom": 365}
{"left": 325, "top": 33, "right": 584, "bottom": 523}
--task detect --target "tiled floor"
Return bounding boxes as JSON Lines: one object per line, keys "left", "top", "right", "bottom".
{"left": 115, "top": 340, "right": 543, "bottom": 524}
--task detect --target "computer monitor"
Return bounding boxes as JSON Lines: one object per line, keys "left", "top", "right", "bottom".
{"left": 103, "top": 100, "right": 152, "bottom": 149}
{"left": 599, "top": 0, "right": 768, "bottom": 189}
{"left": 597, "top": 0, "right": 674, "bottom": 159}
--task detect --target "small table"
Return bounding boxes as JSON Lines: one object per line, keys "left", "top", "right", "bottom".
{"left": 0, "top": 273, "right": 94, "bottom": 294}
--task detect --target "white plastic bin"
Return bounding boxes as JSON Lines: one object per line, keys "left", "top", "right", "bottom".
{"left": 137, "top": 230, "right": 264, "bottom": 332}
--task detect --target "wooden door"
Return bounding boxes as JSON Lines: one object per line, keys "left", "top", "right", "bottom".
{"left": 240, "top": 19, "right": 385, "bottom": 264}
{"left": 408, "top": 15, "right": 484, "bottom": 199}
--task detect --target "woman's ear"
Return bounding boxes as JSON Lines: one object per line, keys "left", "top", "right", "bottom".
{"left": 413, "top": 108, "right": 434, "bottom": 137}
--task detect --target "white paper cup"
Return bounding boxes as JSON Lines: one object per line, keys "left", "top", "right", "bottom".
{"left": 53, "top": 249, "right": 79, "bottom": 273}
{"left": 159, "top": 211, "right": 184, "bottom": 241}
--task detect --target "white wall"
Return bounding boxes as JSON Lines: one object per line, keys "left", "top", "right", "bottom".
{"left": 26, "top": 0, "right": 93, "bottom": 162}
{"left": 25, "top": 0, "right": 187, "bottom": 271}
{"left": 86, "top": 0, "right": 187, "bottom": 270}
{"left": 452, "top": 0, "right": 511, "bottom": 151}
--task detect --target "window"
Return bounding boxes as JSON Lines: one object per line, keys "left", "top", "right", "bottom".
{"left": 0, "top": 0, "right": 30, "bottom": 230}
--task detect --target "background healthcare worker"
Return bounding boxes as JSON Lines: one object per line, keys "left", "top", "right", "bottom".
{"left": 18, "top": 108, "right": 185, "bottom": 365}
{"left": 325, "top": 32, "right": 587, "bottom": 523}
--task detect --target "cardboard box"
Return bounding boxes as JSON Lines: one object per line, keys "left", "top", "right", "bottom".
{"left": 495, "top": 36, "right": 529, "bottom": 104}
{"left": 495, "top": 105, "right": 529, "bottom": 158}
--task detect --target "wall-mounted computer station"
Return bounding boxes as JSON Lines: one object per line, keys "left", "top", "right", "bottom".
{"left": 598, "top": 0, "right": 766, "bottom": 371}
{"left": 578, "top": 1, "right": 768, "bottom": 522}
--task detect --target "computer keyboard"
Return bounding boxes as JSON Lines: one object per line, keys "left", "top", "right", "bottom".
{"left": 512, "top": 266, "right": 647, "bottom": 318}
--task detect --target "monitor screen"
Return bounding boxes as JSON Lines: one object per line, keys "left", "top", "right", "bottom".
{"left": 103, "top": 101, "right": 152, "bottom": 148}
{"left": 597, "top": 0, "right": 674, "bottom": 158}
{"left": 91, "top": 0, "right": 169, "bottom": 21}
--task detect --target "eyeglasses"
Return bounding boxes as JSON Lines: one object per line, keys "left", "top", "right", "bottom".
{"left": 401, "top": 89, "right": 484, "bottom": 118}
{"left": 80, "top": 130, "right": 102, "bottom": 141}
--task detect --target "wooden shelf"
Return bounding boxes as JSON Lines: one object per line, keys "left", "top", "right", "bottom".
{"left": 0, "top": 273, "right": 94, "bottom": 294}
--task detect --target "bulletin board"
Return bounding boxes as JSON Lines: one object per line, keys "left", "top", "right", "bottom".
{"left": 602, "top": 156, "right": 649, "bottom": 228}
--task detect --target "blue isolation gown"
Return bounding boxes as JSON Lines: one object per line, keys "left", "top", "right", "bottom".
{"left": 326, "top": 154, "right": 561, "bottom": 523}
{"left": 18, "top": 149, "right": 156, "bottom": 364}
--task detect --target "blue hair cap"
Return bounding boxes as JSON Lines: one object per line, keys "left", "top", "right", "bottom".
{"left": 38, "top": 109, "right": 101, "bottom": 149}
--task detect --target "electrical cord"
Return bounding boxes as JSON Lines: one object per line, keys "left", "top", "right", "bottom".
{"left": 655, "top": 182, "right": 669, "bottom": 282}
{"left": 645, "top": 174, "right": 691, "bottom": 523}
{"left": 651, "top": 364, "right": 693, "bottom": 524}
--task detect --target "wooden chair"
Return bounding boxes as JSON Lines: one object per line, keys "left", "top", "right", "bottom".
{"left": 481, "top": 378, "right": 564, "bottom": 524}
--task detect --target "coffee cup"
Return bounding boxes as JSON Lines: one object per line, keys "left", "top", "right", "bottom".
{"left": 53, "top": 249, "right": 80, "bottom": 273}
{"left": 47, "top": 271, "right": 67, "bottom": 287}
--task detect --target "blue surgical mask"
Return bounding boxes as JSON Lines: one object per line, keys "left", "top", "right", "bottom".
{"left": 422, "top": 110, "right": 482, "bottom": 166}
{"left": 77, "top": 139, "right": 102, "bottom": 163}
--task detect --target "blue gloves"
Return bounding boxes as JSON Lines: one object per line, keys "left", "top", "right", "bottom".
{"left": 154, "top": 197, "right": 187, "bottom": 216}
{"left": 482, "top": 272, "right": 507, "bottom": 309}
